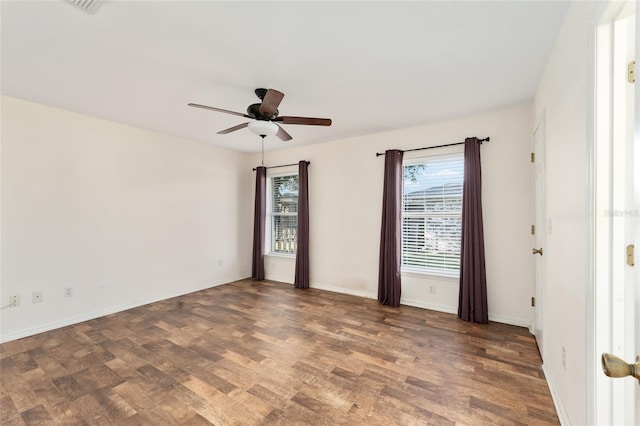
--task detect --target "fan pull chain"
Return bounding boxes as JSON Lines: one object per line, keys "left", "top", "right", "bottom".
{"left": 261, "top": 135, "right": 265, "bottom": 166}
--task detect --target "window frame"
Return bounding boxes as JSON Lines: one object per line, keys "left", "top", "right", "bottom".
{"left": 265, "top": 170, "right": 299, "bottom": 258}
{"left": 401, "top": 151, "right": 464, "bottom": 278}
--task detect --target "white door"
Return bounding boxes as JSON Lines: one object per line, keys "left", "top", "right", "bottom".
{"left": 532, "top": 115, "right": 546, "bottom": 358}
{"left": 593, "top": 2, "right": 638, "bottom": 424}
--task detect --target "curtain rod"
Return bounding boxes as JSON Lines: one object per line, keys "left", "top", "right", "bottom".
{"left": 252, "top": 161, "right": 310, "bottom": 171}
{"left": 375, "top": 137, "right": 490, "bottom": 157}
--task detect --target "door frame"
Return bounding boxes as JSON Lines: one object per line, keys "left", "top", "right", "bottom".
{"left": 633, "top": 2, "right": 640, "bottom": 422}
{"left": 588, "top": 1, "right": 638, "bottom": 424}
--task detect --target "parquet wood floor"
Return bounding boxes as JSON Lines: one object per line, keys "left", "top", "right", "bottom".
{"left": 1, "top": 279, "right": 558, "bottom": 425}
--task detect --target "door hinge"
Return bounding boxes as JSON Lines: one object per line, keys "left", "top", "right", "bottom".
{"left": 628, "top": 60, "right": 636, "bottom": 83}
{"left": 627, "top": 244, "right": 635, "bottom": 267}
{"left": 530, "top": 152, "right": 535, "bottom": 162}
{"left": 531, "top": 297, "right": 535, "bottom": 307}
{"left": 531, "top": 225, "right": 535, "bottom": 235}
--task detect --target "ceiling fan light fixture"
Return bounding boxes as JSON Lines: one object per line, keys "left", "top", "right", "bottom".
{"left": 248, "top": 121, "right": 278, "bottom": 137}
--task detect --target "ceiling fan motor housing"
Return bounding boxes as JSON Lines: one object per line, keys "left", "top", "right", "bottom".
{"left": 247, "top": 103, "right": 278, "bottom": 120}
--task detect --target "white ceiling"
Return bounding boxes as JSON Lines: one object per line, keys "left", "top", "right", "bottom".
{"left": 1, "top": 1, "right": 570, "bottom": 153}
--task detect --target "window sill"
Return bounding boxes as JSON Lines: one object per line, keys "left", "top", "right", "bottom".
{"left": 401, "top": 269, "right": 459, "bottom": 281}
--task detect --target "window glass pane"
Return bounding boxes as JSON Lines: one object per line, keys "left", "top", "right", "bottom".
{"left": 267, "top": 174, "right": 299, "bottom": 255}
{"left": 403, "top": 158, "right": 463, "bottom": 214}
{"left": 270, "top": 215, "right": 298, "bottom": 255}
{"left": 271, "top": 175, "right": 299, "bottom": 214}
{"left": 402, "top": 155, "right": 463, "bottom": 276}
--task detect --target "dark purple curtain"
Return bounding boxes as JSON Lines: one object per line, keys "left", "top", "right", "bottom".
{"left": 294, "top": 161, "right": 310, "bottom": 289}
{"left": 458, "top": 137, "right": 488, "bottom": 323}
{"left": 378, "top": 149, "right": 403, "bottom": 307}
{"left": 251, "top": 166, "right": 266, "bottom": 280}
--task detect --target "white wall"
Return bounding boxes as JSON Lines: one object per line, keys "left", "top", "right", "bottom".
{"left": 0, "top": 96, "right": 253, "bottom": 342}
{"left": 533, "top": 2, "right": 603, "bottom": 425}
{"left": 251, "top": 102, "right": 534, "bottom": 327}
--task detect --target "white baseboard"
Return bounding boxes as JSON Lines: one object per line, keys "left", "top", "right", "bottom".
{"left": 542, "top": 364, "right": 569, "bottom": 425}
{"left": 0, "top": 275, "right": 248, "bottom": 343}
{"left": 400, "top": 298, "right": 529, "bottom": 328}
{"left": 488, "top": 313, "right": 531, "bottom": 328}
{"left": 265, "top": 274, "right": 293, "bottom": 285}
{"left": 309, "top": 282, "right": 375, "bottom": 300}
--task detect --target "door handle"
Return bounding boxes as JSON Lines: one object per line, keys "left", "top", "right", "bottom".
{"left": 532, "top": 248, "right": 543, "bottom": 255}
{"left": 601, "top": 353, "right": 640, "bottom": 384}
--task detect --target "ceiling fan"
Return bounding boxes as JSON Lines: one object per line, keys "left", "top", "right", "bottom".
{"left": 188, "top": 88, "right": 332, "bottom": 141}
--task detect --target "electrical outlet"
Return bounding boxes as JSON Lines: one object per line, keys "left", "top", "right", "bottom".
{"left": 64, "top": 287, "right": 73, "bottom": 297}
{"left": 562, "top": 346, "right": 566, "bottom": 370}
{"left": 32, "top": 291, "right": 43, "bottom": 304}
{"left": 429, "top": 285, "right": 436, "bottom": 294}
{"left": 9, "top": 295, "right": 21, "bottom": 307}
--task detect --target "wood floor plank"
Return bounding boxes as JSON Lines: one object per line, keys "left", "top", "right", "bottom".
{"left": 0, "top": 394, "right": 21, "bottom": 424}
{"left": 19, "top": 404, "right": 53, "bottom": 424}
{"left": 0, "top": 279, "right": 558, "bottom": 424}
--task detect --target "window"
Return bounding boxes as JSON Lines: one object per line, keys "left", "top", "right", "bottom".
{"left": 402, "top": 154, "right": 464, "bottom": 276}
{"left": 267, "top": 173, "right": 299, "bottom": 256}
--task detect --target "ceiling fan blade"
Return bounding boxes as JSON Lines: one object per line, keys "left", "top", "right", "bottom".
{"left": 217, "top": 122, "right": 249, "bottom": 134}
{"left": 259, "top": 89, "right": 284, "bottom": 116}
{"left": 188, "top": 103, "right": 250, "bottom": 118}
{"left": 275, "top": 116, "right": 332, "bottom": 126}
{"left": 275, "top": 124, "right": 293, "bottom": 141}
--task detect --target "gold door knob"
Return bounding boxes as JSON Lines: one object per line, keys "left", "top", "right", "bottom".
{"left": 532, "top": 248, "right": 543, "bottom": 255}
{"left": 601, "top": 353, "right": 640, "bottom": 383}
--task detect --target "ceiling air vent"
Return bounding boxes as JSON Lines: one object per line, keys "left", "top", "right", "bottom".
{"left": 66, "top": 0, "right": 105, "bottom": 14}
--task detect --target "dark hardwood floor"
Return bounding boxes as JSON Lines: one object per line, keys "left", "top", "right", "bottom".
{"left": 1, "top": 279, "right": 558, "bottom": 425}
